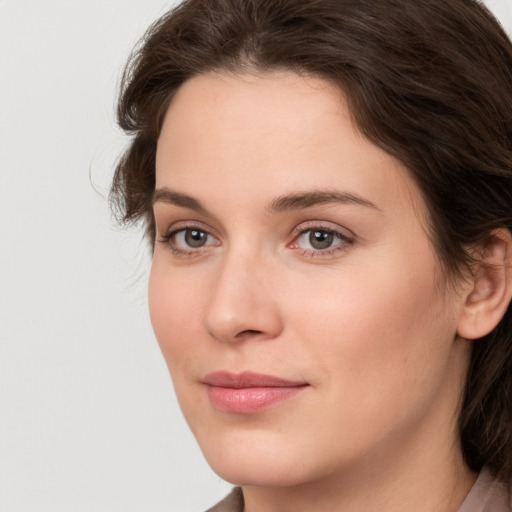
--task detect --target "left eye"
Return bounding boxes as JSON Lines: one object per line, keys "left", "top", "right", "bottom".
{"left": 296, "top": 229, "right": 346, "bottom": 251}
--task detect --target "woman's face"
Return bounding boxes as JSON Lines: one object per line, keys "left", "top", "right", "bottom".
{"left": 150, "top": 71, "right": 470, "bottom": 487}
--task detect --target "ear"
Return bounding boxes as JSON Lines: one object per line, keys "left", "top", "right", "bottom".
{"left": 457, "top": 229, "right": 512, "bottom": 340}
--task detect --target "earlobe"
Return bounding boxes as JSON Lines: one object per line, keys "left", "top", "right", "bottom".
{"left": 457, "top": 229, "right": 512, "bottom": 340}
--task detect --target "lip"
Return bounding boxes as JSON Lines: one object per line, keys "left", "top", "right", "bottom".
{"left": 202, "top": 371, "right": 309, "bottom": 414}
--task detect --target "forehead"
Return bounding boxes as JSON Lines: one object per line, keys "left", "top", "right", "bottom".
{"left": 155, "top": 71, "right": 429, "bottom": 225}
{"left": 161, "top": 70, "right": 344, "bottom": 135}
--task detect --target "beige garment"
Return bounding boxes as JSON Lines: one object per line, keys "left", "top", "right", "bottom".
{"left": 458, "top": 468, "right": 511, "bottom": 512}
{"left": 206, "top": 469, "right": 511, "bottom": 512}
{"left": 206, "top": 487, "right": 243, "bottom": 512}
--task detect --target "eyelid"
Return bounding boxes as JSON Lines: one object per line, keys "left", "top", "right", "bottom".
{"left": 157, "top": 220, "right": 221, "bottom": 257}
{"left": 287, "top": 220, "right": 355, "bottom": 257}
{"left": 289, "top": 220, "right": 355, "bottom": 243}
{"left": 158, "top": 220, "right": 218, "bottom": 240}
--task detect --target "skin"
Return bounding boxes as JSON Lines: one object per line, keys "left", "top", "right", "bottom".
{"left": 150, "top": 71, "right": 478, "bottom": 512}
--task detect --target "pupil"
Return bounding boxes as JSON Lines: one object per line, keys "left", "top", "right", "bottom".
{"left": 185, "top": 229, "right": 207, "bottom": 247}
{"left": 310, "top": 230, "right": 333, "bottom": 250}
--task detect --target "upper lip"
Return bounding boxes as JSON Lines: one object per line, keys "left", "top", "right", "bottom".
{"left": 202, "top": 371, "right": 308, "bottom": 388}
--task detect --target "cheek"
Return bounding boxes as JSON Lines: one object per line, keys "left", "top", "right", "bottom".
{"left": 286, "top": 252, "right": 456, "bottom": 416}
{"left": 148, "top": 262, "right": 205, "bottom": 374}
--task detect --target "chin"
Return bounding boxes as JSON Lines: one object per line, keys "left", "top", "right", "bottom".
{"left": 207, "top": 454, "right": 311, "bottom": 488}
{"left": 194, "top": 426, "right": 333, "bottom": 488}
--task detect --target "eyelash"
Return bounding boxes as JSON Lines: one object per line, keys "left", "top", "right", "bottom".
{"left": 157, "top": 222, "right": 354, "bottom": 259}
{"left": 289, "top": 223, "right": 354, "bottom": 258}
{"left": 158, "top": 224, "right": 219, "bottom": 258}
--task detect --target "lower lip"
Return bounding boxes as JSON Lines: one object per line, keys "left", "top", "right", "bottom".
{"left": 206, "top": 385, "right": 307, "bottom": 413}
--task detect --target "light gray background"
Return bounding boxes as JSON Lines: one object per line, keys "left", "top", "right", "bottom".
{"left": 0, "top": 1, "right": 510, "bottom": 511}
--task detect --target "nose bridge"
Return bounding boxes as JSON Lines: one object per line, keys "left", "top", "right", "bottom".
{"left": 204, "top": 243, "right": 282, "bottom": 343}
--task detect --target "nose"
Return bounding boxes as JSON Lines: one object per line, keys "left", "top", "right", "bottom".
{"left": 203, "top": 251, "right": 283, "bottom": 343}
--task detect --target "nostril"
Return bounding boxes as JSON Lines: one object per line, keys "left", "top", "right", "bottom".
{"left": 235, "top": 329, "right": 263, "bottom": 339}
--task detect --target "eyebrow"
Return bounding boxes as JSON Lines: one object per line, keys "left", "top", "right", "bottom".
{"left": 152, "top": 188, "right": 207, "bottom": 213}
{"left": 152, "top": 187, "right": 379, "bottom": 213}
{"left": 267, "top": 190, "right": 380, "bottom": 213}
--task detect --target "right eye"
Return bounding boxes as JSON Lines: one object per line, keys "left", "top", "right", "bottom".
{"left": 174, "top": 228, "right": 212, "bottom": 248}
{"left": 159, "top": 226, "right": 220, "bottom": 256}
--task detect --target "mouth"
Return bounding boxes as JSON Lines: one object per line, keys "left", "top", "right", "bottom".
{"left": 202, "top": 371, "right": 309, "bottom": 414}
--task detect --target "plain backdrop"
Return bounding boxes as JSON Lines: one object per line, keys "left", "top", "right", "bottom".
{"left": 0, "top": 1, "right": 510, "bottom": 511}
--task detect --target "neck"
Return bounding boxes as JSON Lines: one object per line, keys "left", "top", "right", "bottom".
{"left": 242, "top": 440, "right": 476, "bottom": 512}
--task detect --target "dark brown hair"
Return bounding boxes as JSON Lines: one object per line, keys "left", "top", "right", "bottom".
{"left": 111, "top": 0, "right": 512, "bottom": 480}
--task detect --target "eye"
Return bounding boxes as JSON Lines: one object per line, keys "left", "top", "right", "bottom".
{"left": 175, "top": 228, "right": 211, "bottom": 248}
{"left": 289, "top": 224, "right": 354, "bottom": 257}
{"left": 300, "top": 230, "right": 339, "bottom": 250}
{"left": 158, "top": 225, "right": 220, "bottom": 256}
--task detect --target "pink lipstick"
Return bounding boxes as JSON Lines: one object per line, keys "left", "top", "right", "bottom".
{"left": 202, "top": 371, "right": 308, "bottom": 413}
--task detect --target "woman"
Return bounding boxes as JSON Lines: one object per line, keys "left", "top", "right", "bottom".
{"left": 111, "top": 0, "right": 512, "bottom": 510}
